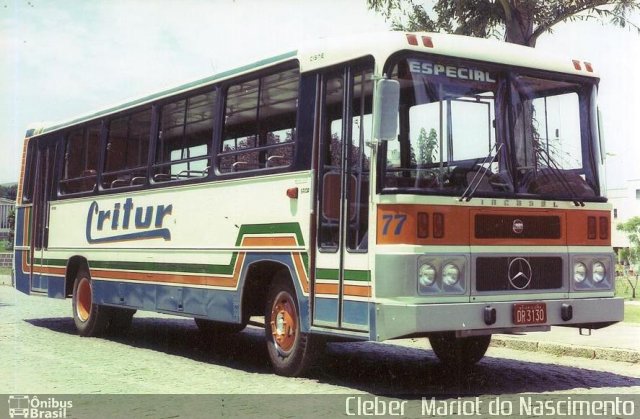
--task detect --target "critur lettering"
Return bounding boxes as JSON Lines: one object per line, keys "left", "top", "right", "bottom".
{"left": 86, "top": 198, "right": 172, "bottom": 244}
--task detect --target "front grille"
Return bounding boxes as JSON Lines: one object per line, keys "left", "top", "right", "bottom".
{"left": 475, "top": 257, "right": 563, "bottom": 291}
{"left": 475, "top": 214, "right": 561, "bottom": 239}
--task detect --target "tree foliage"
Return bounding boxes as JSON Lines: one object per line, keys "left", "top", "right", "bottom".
{"left": 617, "top": 216, "right": 640, "bottom": 264}
{"left": 368, "top": 0, "right": 639, "bottom": 46}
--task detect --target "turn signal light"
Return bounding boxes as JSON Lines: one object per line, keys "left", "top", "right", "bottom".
{"left": 587, "top": 216, "right": 596, "bottom": 239}
{"left": 433, "top": 212, "right": 445, "bottom": 239}
{"left": 599, "top": 216, "right": 608, "bottom": 240}
{"left": 417, "top": 212, "right": 429, "bottom": 238}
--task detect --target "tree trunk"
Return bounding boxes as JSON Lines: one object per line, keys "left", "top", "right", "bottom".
{"left": 501, "top": 0, "right": 536, "bottom": 47}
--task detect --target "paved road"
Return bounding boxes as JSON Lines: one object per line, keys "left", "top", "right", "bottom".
{"left": 1, "top": 285, "right": 639, "bottom": 402}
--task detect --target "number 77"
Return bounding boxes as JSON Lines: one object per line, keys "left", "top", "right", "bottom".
{"left": 381, "top": 214, "right": 407, "bottom": 236}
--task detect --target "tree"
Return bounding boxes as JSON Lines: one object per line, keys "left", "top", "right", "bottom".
{"left": 368, "top": 0, "right": 639, "bottom": 47}
{"left": 616, "top": 216, "right": 640, "bottom": 298}
{"left": 416, "top": 127, "right": 438, "bottom": 164}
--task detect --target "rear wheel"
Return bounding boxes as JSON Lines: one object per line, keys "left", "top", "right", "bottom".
{"left": 429, "top": 333, "right": 491, "bottom": 367}
{"left": 264, "top": 274, "right": 317, "bottom": 376}
{"left": 194, "top": 318, "right": 245, "bottom": 335}
{"left": 72, "top": 269, "right": 110, "bottom": 337}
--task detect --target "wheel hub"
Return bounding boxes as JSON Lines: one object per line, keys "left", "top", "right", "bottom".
{"left": 270, "top": 294, "right": 297, "bottom": 353}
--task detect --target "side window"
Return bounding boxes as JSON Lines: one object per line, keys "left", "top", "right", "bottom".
{"left": 218, "top": 67, "right": 299, "bottom": 173}
{"left": 59, "top": 124, "right": 100, "bottom": 195}
{"left": 153, "top": 91, "right": 217, "bottom": 182}
{"left": 103, "top": 109, "right": 151, "bottom": 189}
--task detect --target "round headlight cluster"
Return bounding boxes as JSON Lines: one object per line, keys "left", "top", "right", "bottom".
{"left": 418, "top": 263, "right": 436, "bottom": 287}
{"left": 573, "top": 261, "right": 607, "bottom": 284}
{"left": 442, "top": 263, "right": 460, "bottom": 286}
{"left": 592, "top": 262, "right": 606, "bottom": 283}
{"left": 573, "top": 262, "right": 587, "bottom": 283}
{"left": 418, "top": 262, "right": 461, "bottom": 292}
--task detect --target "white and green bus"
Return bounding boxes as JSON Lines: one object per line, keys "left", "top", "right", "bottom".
{"left": 15, "top": 32, "right": 622, "bottom": 376}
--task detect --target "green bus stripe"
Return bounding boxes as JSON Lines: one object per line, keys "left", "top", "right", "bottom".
{"left": 316, "top": 268, "right": 371, "bottom": 282}
{"left": 235, "top": 222, "right": 305, "bottom": 246}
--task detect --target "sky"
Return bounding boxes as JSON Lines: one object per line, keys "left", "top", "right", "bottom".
{"left": 1, "top": 0, "right": 638, "bottom": 190}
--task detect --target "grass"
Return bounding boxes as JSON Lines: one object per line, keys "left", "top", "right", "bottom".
{"left": 615, "top": 276, "right": 639, "bottom": 301}
{"left": 624, "top": 304, "right": 640, "bottom": 324}
{"left": 0, "top": 267, "right": 10, "bottom": 275}
{"left": 0, "top": 241, "right": 8, "bottom": 252}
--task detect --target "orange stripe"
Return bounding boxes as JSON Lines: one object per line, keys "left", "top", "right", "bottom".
{"left": 24, "top": 235, "right": 312, "bottom": 291}
{"left": 16, "top": 138, "right": 30, "bottom": 203}
{"left": 292, "top": 252, "right": 309, "bottom": 293}
{"left": 314, "top": 283, "right": 371, "bottom": 298}
{"left": 241, "top": 236, "right": 297, "bottom": 247}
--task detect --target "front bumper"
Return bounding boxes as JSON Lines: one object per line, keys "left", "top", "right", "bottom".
{"left": 373, "top": 297, "right": 624, "bottom": 341}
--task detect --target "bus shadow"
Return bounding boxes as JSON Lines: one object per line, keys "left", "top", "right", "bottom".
{"left": 26, "top": 316, "right": 640, "bottom": 396}
{"left": 26, "top": 316, "right": 273, "bottom": 374}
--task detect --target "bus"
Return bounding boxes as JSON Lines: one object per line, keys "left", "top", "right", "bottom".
{"left": 14, "top": 32, "right": 623, "bottom": 376}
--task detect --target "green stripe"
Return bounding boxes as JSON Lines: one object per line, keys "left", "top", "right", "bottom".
{"left": 316, "top": 268, "right": 371, "bottom": 282}
{"left": 235, "top": 222, "right": 305, "bottom": 247}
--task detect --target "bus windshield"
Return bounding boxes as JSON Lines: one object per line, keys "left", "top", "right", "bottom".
{"left": 380, "top": 55, "right": 603, "bottom": 202}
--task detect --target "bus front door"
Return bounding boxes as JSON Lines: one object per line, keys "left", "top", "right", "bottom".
{"left": 313, "top": 63, "right": 372, "bottom": 332}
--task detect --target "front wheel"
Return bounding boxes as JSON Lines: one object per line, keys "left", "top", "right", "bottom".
{"left": 429, "top": 333, "right": 491, "bottom": 367}
{"left": 72, "top": 270, "right": 110, "bottom": 337}
{"left": 264, "top": 274, "right": 317, "bottom": 376}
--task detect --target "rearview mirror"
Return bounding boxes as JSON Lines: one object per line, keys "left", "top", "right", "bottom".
{"left": 373, "top": 79, "right": 400, "bottom": 141}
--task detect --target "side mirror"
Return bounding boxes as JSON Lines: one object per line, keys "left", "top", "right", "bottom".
{"left": 373, "top": 79, "right": 400, "bottom": 141}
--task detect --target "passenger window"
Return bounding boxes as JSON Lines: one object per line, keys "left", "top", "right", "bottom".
{"left": 59, "top": 124, "right": 100, "bottom": 195}
{"left": 218, "top": 67, "right": 299, "bottom": 173}
{"left": 103, "top": 109, "right": 151, "bottom": 189}
{"left": 153, "top": 91, "right": 216, "bottom": 182}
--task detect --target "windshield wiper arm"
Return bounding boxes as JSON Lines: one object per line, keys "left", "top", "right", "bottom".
{"left": 459, "top": 142, "right": 503, "bottom": 202}
{"left": 533, "top": 145, "right": 584, "bottom": 207}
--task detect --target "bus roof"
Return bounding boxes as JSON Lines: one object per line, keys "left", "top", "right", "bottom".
{"left": 32, "top": 31, "right": 598, "bottom": 138}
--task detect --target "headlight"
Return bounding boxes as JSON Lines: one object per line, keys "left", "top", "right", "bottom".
{"left": 592, "top": 262, "right": 606, "bottom": 283}
{"left": 418, "top": 263, "right": 436, "bottom": 287}
{"left": 573, "top": 262, "right": 587, "bottom": 283}
{"left": 442, "top": 263, "right": 460, "bottom": 286}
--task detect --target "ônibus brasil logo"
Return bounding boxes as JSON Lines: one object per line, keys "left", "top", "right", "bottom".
{"left": 8, "top": 395, "right": 72, "bottom": 418}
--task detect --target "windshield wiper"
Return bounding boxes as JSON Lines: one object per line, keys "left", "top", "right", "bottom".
{"left": 459, "top": 142, "right": 503, "bottom": 202}
{"left": 533, "top": 144, "right": 584, "bottom": 207}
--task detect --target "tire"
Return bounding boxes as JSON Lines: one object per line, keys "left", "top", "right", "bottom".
{"left": 264, "top": 273, "right": 317, "bottom": 376}
{"left": 105, "top": 308, "right": 136, "bottom": 336}
{"left": 429, "top": 333, "right": 491, "bottom": 367}
{"left": 194, "top": 318, "right": 245, "bottom": 335}
{"left": 72, "top": 269, "right": 110, "bottom": 337}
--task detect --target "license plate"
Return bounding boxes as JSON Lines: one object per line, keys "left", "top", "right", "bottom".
{"left": 512, "top": 303, "right": 547, "bottom": 325}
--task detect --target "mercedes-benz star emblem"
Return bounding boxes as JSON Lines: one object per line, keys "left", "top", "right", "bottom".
{"left": 512, "top": 219, "right": 524, "bottom": 234}
{"left": 508, "top": 257, "right": 532, "bottom": 289}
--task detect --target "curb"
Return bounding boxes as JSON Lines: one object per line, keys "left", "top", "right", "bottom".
{"left": 491, "top": 336, "right": 640, "bottom": 363}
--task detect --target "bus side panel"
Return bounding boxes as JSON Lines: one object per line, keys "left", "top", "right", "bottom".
{"left": 89, "top": 251, "right": 312, "bottom": 330}
{"left": 14, "top": 206, "right": 30, "bottom": 295}
{"left": 13, "top": 249, "right": 30, "bottom": 295}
